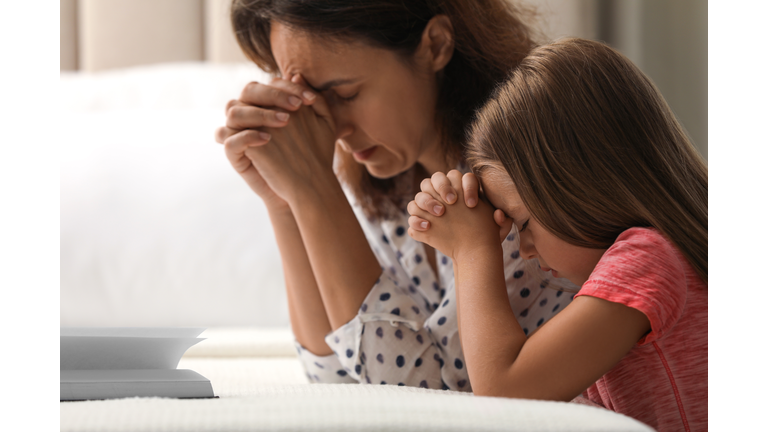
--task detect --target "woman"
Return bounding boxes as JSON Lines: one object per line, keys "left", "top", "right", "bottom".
{"left": 214, "top": 0, "right": 577, "bottom": 390}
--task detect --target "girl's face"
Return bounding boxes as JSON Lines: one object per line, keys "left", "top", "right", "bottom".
{"left": 270, "top": 21, "right": 452, "bottom": 178}
{"left": 481, "top": 169, "right": 607, "bottom": 286}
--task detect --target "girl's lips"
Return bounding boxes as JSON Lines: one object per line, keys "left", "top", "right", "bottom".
{"left": 541, "top": 266, "right": 559, "bottom": 278}
{"left": 353, "top": 146, "right": 377, "bottom": 161}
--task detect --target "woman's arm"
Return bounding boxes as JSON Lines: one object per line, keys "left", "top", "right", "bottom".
{"left": 268, "top": 207, "right": 334, "bottom": 355}
{"left": 289, "top": 178, "right": 383, "bottom": 330}
{"left": 216, "top": 79, "right": 340, "bottom": 355}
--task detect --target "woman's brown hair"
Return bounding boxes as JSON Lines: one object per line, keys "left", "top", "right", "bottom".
{"left": 467, "top": 38, "right": 708, "bottom": 282}
{"left": 230, "top": 0, "right": 540, "bottom": 219}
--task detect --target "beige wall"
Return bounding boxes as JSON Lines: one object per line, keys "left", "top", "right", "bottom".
{"left": 78, "top": 0, "right": 205, "bottom": 71}
{"left": 60, "top": 0, "right": 78, "bottom": 70}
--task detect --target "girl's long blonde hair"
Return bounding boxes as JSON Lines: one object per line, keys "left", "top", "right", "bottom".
{"left": 467, "top": 38, "right": 708, "bottom": 282}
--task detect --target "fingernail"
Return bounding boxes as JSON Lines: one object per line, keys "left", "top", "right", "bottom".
{"left": 303, "top": 91, "right": 316, "bottom": 100}
{"left": 259, "top": 131, "right": 271, "bottom": 140}
{"left": 433, "top": 205, "right": 443, "bottom": 215}
{"left": 288, "top": 96, "right": 301, "bottom": 107}
{"left": 420, "top": 221, "right": 429, "bottom": 229}
{"left": 446, "top": 193, "right": 456, "bottom": 203}
{"left": 467, "top": 198, "right": 477, "bottom": 207}
{"left": 276, "top": 112, "right": 290, "bottom": 121}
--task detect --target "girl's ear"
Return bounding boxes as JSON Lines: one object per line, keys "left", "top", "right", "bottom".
{"left": 416, "top": 15, "right": 455, "bottom": 73}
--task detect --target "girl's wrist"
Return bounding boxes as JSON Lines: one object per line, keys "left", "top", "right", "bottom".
{"left": 453, "top": 240, "right": 503, "bottom": 269}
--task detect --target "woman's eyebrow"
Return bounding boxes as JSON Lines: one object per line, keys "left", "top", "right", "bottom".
{"left": 310, "top": 77, "right": 362, "bottom": 92}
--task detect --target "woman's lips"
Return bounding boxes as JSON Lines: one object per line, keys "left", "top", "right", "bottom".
{"left": 353, "top": 146, "right": 377, "bottom": 161}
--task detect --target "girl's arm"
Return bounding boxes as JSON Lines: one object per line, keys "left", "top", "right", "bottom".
{"left": 453, "top": 249, "right": 650, "bottom": 400}
{"left": 408, "top": 171, "right": 650, "bottom": 400}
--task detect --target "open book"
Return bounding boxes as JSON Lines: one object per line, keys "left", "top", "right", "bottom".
{"left": 60, "top": 327, "right": 214, "bottom": 401}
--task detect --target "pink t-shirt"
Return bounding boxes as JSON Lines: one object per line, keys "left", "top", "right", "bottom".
{"left": 574, "top": 227, "right": 707, "bottom": 432}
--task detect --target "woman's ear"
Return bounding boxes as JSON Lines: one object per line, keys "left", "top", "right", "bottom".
{"left": 416, "top": 15, "right": 455, "bottom": 73}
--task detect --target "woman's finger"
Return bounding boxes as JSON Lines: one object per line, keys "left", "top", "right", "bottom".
{"left": 239, "top": 80, "right": 315, "bottom": 112}
{"left": 292, "top": 74, "right": 333, "bottom": 121}
{"left": 226, "top": 103, "right": 291, "bottom": 130}
{"left": 414, "top": 191, "right": 445, "bottom": 216}
{"left": 430, "top": 171, "right": 457, "bottom": 204}
{"left": 462, "top": 172, "right": 480, "bottom": 208}
{"left": 223, "top": 129, "right": 272, "bottom": 166}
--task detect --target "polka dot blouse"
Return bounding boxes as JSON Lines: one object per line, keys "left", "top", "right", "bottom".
{"left": 295, "top": 177, "right": 580, "bottom": 391}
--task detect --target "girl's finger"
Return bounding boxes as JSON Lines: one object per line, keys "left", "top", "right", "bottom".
{"left": 226, "top": 104, "right": 291, "bottom": 130}
{"left": 462, "top": 172, "right": 480, "bottom": 208}
{"left": 408, "top": 215, "right": 431, "bottom": 231}
{"left": 430, "top": 171, "right": 457, "bottom": 204}
{"left": 239, "top": 80, "right": 315, "bottom": 112}
{"left": 414, "top": 191, "right": 444, "bottom": 216}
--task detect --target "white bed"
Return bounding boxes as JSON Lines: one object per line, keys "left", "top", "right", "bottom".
{"left": 61, "top": 328, "right": 652, "bottom": 431}
{"left": 59, "top": 62, "right": 653, "bottom": 431}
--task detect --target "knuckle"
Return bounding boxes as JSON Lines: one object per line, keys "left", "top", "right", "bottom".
{"left": 241, "top": 81, "right": 260, "bottom": 98}
{"left": 268, "top": 86, "right": 283, "bottom": 101}
{"left": 420, "top": 178, "right": 432, "bottom": 191}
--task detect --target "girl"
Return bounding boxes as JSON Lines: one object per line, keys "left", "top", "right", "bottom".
{"left": 407, "top": 38, "right": 707, "bottom": 432}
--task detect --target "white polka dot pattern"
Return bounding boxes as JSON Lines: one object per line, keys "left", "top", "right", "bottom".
{"left": 294, "top": 170, "right": 579, "bottom": 391}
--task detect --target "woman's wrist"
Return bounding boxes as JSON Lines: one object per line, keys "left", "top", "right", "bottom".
{"left": 285, "top": 171, "right": 347, "bottom": 213}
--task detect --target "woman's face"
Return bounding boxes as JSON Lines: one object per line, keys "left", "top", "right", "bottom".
{"left": 269, "top": 21, "right": 451, "bottom": 178}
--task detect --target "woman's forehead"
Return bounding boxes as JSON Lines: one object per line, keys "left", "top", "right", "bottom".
{"left": 269, "top": 21, "right": 382, "bottom": 85}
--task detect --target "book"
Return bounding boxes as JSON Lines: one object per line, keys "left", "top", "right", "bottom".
{"left": 60, "top": 327, "right": 215, "bottom": 401}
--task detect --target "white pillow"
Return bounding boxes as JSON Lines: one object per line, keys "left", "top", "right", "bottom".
{"left": 60, "top": 62, "right": 290, "bottom": 327}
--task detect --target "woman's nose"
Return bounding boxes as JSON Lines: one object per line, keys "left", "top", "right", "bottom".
{"left": 335, "top": 123, "right": 354, "bottom": 141}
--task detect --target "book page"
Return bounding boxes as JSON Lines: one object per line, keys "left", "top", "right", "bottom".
{"left": 60, "top": 328, "right": 206, "bottom": 370}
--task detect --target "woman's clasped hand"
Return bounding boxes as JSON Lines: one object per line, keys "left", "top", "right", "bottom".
{"left": 215, "top": 75, "right": 336, "bottom": 210}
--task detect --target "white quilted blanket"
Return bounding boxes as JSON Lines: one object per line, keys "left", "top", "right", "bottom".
{"left": 60, "top": 327, "right": 653, "bottom": 431}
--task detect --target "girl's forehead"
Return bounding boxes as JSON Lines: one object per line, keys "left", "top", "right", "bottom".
{"left": 480, "top": 169, "right": 525, "bottom": 216}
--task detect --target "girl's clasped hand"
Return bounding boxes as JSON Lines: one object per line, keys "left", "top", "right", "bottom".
{"left": 407, "top": 171, "right": 512, "bottom": 261}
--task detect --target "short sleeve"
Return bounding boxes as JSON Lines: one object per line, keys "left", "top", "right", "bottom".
{"left": 575, "top": 228, "right": 688, "bottom": 345}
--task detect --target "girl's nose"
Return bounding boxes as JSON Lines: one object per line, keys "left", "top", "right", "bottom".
{"left": 519, "top": 232, "right": 537, "bottom": 260}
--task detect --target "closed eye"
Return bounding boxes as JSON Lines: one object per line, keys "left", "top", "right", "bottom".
{"left": 519, "top": 219, "right": 529, "bottom": 232}
{"left": 337, "top": 92, "right": 358, "bottom": 103}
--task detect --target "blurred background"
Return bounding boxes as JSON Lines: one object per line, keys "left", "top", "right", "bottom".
{"left": 60, "top": 0, "right": 707, "bottom": 157}
{"left": 59, "top": 0, "right": 707, "bottom": 328}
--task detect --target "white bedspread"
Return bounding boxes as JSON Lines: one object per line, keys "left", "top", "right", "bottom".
{"left": 60, "top": 327, "right": 653, "bottom": 432}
